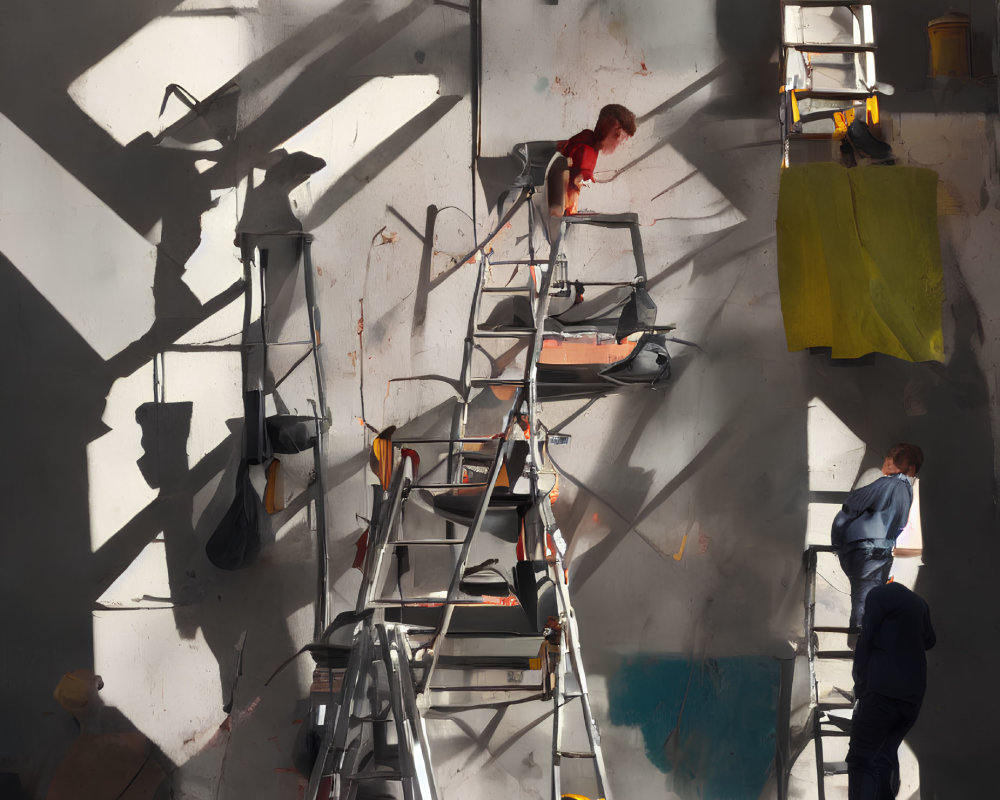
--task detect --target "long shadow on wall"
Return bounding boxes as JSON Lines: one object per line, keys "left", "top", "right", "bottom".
{"left": 804, "top": 264, "right": 999, "bottom": 794}
{"left": 0, "top": 254, "right": 130, "bottom": 793}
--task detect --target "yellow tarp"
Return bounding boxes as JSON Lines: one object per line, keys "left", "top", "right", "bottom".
{"left": 776, "top": 164, "right": 944, "bottom": 362}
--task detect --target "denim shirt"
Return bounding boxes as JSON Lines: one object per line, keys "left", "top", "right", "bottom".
{"left": 831, "top": 473, "right": 913, "bottom": 549}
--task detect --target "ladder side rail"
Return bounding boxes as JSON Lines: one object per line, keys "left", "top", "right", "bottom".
{"left": 626, "top": 219, "right": 648, "bottom": 282}
{"left": 418, "top": 399, "right": 524, "bottom": 693}
{"left": 377, "top": 623, "right": 422, "bottom": 800}
{"left": 356, "top": 459, "right": 413, "bottom": 613}
{"left": 383, "top": 625, "right": 440, "bottom": 800}
{"left": 551, "top": 636, "right": 566, "bottom": 800}
{"left": 311, "top": 401, "right": 329, "bottom": 639}
{"left": 450, "top": 187, "right": 533, "bottom": 280}
{"left": 524, "top": 220, "right": 566, "bottom": 495}
{"left": 365, "top": 456, "right": 415, "bottom": 609}
{"left": 335, "top": 628, "right": 378, "bottom": 799}
{"left": 306, "top": 623, "right": 375, "bottom": 800}
{"left": 450, "top": 253, "right": 488, "bottom": 487}
{"left": 804, "top": 546, "right": 827, "bottom": 800}
{"left": 553, "top": 552, "right": 612, "bottom": 800}
{"left": 447, "top": 187, "right": 530, "bottom": 491}
{"left": 301, "top": 235, "right": 329, "bottom": 419}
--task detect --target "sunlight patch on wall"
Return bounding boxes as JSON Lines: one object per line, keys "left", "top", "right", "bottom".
{"left": 277, "top": 75, "right": 441, "bottom": 220}
{"left": 0, "top": 114, "right": 156, "bottom": 360}
{"left": 96, "top": 538, "right": 173, "bottom": 608}
{"left": 88, "top": 362, "right": 159, "bottom": 552}
{"left": 805, "top": 397, "right": 864, "bottom": 547}
{"left": 68, "top": 13, "right": 254, "bottom": 146}
{"left": 181, "top": 188, "right": 244, "bottom": 305}
{"left": 93, "top": 611, "right": 224, "bottom": 764}
{"left": 805, "top": 502, "right": 841, "bottom": 548}
{"left": 162, "top": 351, "right": 243, "bottom": 470}
{"left": 806, "top": 397, "right": 864, "bottom": 492}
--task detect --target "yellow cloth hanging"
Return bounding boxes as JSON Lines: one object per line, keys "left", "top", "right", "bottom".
{"left": 776, "top": 164, "right": 944, "bottom": 362}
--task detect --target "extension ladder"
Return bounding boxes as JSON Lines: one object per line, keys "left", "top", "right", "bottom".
{"left": 779, "top": 2, "right": 882, "bottom": 167}
{"left": 801, "top": 544, "right": 857, "bottom": 798}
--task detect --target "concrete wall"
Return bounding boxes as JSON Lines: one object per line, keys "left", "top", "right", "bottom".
{"left": 1, "top": 0, "right": 997, "bottom": 798}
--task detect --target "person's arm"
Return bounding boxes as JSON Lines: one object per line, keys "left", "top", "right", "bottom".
{"left": 923, "top": 602, "right": 936, "bottom": 650}
{"left": 565, "top": 174, "right": 582, "bottom": 215}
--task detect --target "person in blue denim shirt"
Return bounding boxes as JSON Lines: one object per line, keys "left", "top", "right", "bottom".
{"left": 831, "top": 443, "right": 924, "bottom": 632}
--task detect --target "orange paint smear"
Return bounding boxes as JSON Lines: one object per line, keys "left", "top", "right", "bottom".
{"left": 539, "top": 336, "right": 634, "bottom": 365}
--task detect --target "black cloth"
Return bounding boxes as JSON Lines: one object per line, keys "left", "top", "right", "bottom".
{"left": 847, "top": 693, "right": 920, "bottom": 800}
{"left": 848, "top": 583, "right": 935, "bottom": 799}
{"left": 853, "top": 582, "right": 936, "bottom": 702}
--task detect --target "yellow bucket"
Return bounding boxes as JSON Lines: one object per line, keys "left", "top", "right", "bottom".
{"left": 927, "top": 12, "right": 971, "bottom": 77}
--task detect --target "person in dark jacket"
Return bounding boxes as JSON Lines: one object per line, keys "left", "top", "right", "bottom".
{"left": 848, "top": 582, "right": 935, "bottom": 798}
{"left": 832, "top": 443, "right": 923, "bottom": 631}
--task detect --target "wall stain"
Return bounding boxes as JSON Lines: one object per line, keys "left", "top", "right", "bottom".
{"left": 608, "top": 655, "right": 779, "bottom": 798}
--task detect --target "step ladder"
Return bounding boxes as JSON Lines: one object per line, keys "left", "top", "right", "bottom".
{"left": 303, "top": 189, "right": 612, "bottom": 799}
{"left": 238, "top": 231, "right": 331, "bottom": 640}
{"left": 779, "top": 2, "right": 882, "bottom": 167}
{"left": 802, "top": 544, "right": 857, "bottom": 798}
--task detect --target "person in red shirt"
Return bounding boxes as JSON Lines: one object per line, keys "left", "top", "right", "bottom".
{"left": 555, "top": 104, "right": 636, "bottom": 214}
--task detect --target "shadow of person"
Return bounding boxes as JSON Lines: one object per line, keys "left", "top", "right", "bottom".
{"left": 46, "top": 669, "right": 173, "bottom": 800}
{"left": 105, "top": 134, "right": 244, "bottom": 383}
{"left": 135, "top": 401, "right": 201, "bottom": 637}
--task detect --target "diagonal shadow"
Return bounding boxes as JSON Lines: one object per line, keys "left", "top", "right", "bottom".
{"left": 89, "top": 430, "right": 239, "bottom": 601}
{"left": 303, "top": 94, "right": 463, "bottom": 229}
{"left": 205, "top": 0, "right": 447, "bottom": 185}
{"left": 563, "top": 418, "right": 739, "bottom": 592}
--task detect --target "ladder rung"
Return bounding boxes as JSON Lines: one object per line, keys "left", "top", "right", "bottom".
{"left": 472, "top": 378, "right": 525, "bottom": 386}
{"left": 474, "top": 328, "right": 536, "bottom": 338}
{"left": 819, "top": 729, "right": 851, "bottom": 737}
{"left": 813, "top": 626, "right": 857, "bottom": 633}
{"left": 785, "top": 43, "right": 876, "bottom": 53}
{"left": 556, "top": 750, "right": 597, "bottom": 759}
{"left": 816, "top": 650, "right": 855, "bottom": 659}
{"left": 823, "top": 761, "right": 849, "bottom": 776}
{"left": 818, "top": 700, "right": 854, "bottom": 709}
{"left": 784, "top": 1, "right": 869, "bottom": 7}
{"left": 395, "top": 436, "right": 498, "bottom": 445}
{"left": 391, "top": 539, "right": 466, "bottom": 546}
{"left": 485, "top": 259, "right": 546, "bottom": 266}
{"left": 429, "top": 684, "right": 542, "bottom": 693}
{"left": 481, "top": 286, "right": 532, "bottom": 294}
{"left": 372, "top": 598, "right": 488, "bottom": 606}
{"left": 791, "top": 89, "right": 874, "bottom": 100}
{"left": 349, "top": 771, "right": 404, "bottom": 781}
{"left": 410, "top": 482, "right": 489, "bottom": 489}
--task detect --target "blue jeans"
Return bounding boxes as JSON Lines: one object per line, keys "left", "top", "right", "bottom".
{"left": 838, "top": 541, "right": 893, "bottom": 630}
{"left": 847, "top": 692, "right": 921, "bottom": 799}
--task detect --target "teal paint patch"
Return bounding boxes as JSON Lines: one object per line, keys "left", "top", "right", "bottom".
{"left": 534, "top": 76, "right": 550, "bottom": 92}
{"left": 608, "top": 655, "right": 779, "bottom": 799}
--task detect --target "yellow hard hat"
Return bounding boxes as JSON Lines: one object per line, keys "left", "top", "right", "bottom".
{"left": 53, "top": 669, "right": 102, "bottom": 712}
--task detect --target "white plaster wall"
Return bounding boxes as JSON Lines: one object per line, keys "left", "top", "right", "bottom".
{"left": 3, "top": 0, "right": 1000, "bottom": 798}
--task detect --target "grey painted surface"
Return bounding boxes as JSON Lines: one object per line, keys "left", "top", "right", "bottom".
{"left": 1, "top": 0, "right": 998, "bottom": 797}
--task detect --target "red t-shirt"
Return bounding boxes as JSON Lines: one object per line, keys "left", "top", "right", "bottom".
{"left": 557, "top": 129, "right": 599, "bottom": 183}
